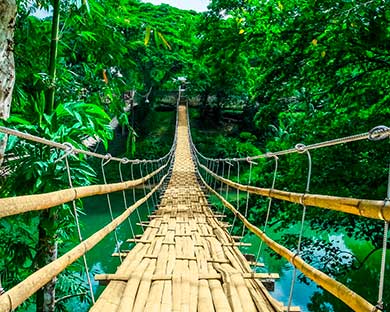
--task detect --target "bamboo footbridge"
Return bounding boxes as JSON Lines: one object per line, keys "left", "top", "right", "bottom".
{"left": 89, "top": 105, "right": 283, "bottom": 312}
{"left": 0, "top": 96, "right": 389, "bottom": 311}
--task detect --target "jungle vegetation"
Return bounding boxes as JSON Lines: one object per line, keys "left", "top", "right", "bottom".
{"left": 0, "top": 0, "right": 389, "bottom": 311}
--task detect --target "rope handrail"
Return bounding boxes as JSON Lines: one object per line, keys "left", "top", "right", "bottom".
{"left": 0, "top": 126, "right": 172, "bottom": 164}
{"left": 0, "top": 172, "right": 168, "bottom": 312}
{"left": 200, "top": 163, "right": 390, "bottom": 221}
{"left": 0, "top": 163, "right": 168, "bottom": 219}
{"left": 194, "top": 125, "right": 390, "bottom": 162}
{"left": 197, "top": 169, "right": 379, "bottom": 312}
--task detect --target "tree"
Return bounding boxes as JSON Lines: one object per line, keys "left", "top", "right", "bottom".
{"left": 0, "top": 0, "right": 17, "bottom": 166}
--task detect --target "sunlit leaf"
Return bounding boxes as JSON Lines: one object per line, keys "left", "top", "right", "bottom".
{"left": 157, "top": 32, "right": 172, "bottom": 50}
{"left": 144, "top": 26, "right": 152, "bottom": 46}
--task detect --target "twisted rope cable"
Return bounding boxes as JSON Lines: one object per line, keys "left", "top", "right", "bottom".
{"left": 0, "top": 126, "right": 170, "bottom": 164}
{"left": 193, "top": 125, "right": 390, "bottom": 163}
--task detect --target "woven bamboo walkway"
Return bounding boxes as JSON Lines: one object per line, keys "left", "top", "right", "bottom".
{"left": 90, "top": 106, "right": 285, "bottom": 312}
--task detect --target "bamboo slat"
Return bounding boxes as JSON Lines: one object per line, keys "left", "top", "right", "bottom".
{"left": 201, "top": 163, "right": 390, "bottom": 221}
{"left": 0, "top": 164, "right": 166, "bottom": 218}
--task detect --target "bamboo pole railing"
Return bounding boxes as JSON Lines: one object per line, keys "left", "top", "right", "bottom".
{"left": 0, "top": 173, "right": 168, "bottom": 312}
{"left": 198, "top": 171, "right": 380, "bottom": 312}
{"left": 0, "top": 163, "right": 167, "bottom": 219}
{"left": 200, "top": 163, "right": 389, "bottom": 221}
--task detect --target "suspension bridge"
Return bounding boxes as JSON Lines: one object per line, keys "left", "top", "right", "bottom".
{"left": 0, "top": 94, "right": 389, "bottom": 311}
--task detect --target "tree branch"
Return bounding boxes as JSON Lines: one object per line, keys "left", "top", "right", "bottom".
{"left": 54, "top": 292, "right": 88, "bottom": 304}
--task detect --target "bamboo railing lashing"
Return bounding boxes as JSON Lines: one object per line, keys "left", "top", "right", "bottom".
{"left": 0, "top": 174, "right": 167, "bottom": 312}
{"left": 0, "top": 164, "right": 167, "bottom": 218}
{"left": 200, "top": 171, "right": 380, "bottom": 312}
{"left": 201, "top": 163, "right": 390, "bottom": 221}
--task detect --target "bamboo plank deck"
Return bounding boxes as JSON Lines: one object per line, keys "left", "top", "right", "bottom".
{"left": 90, "top": 106, "right": 286, "bottom": 312}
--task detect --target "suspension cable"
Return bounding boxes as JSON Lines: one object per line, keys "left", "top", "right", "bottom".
{"left": 193, "top": 125, "right": 390, "bottom": 163}
{"left": 63, "top": 151, "right": 95, "bottom": 303}
{"left": 0, "top": 126, "right": 170, "bottom": 164}
{"left": 101, "top": 154, "right": 123, "bottom": 263}
{"left": 287, "top": 146, "right": 312, "bottom": 311}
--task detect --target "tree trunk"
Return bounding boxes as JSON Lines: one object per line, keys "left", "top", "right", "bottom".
{"left": 45, "top": 0, "right": 60, "bottom": 114}
{"left": 0, "top": 0, "right": 16, "bottom": 166}
{"left": 36, "top": 210, "right": 58, "bottom": 312}
{"left": 37, "top": 1, "right": 61, "bottom": 309}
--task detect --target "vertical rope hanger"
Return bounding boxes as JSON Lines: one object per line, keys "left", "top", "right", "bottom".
{"left": 255, "top": 155, "right": 279, "bottom": 264}
{"left": 144, "top": 161, "right": 156, "bottom": 210}
{"left": 131, "top": 162, "right": 144, "bottom": 233}
{"left": 376, "top": 162, "right": 390, "bottom": 310}
{"left": 139, "top": 162, "right": 151, "bottom": 216}
{"left": 223, "top": 161, "right": 233, "bottom": 217}
{"left": 287, "top": 145, "right": 312, "bottom": 311}
{"left": 209, "top": 160, "right": 216, "bottom": 185}
{"left": 220, "top": 161, "right": 225, "bottom": 194}
{"left": 204, "top": 159, "right": 209, "bottom": 183}
{"left": 241, "top": 158, "right": 255, "bottom": 238}
{"left": 59, "top": 145, "right": 95, "bottom": 303}
{"left": 230, "top": 159, "right": 240, "bottom": 235}
{"left": 118, "top": 159, "right": 135, "bottom": 240}
{"left": 213, "top": 160, "right": 220, "bottom": 194}
{"left": 101, "top": 154, "right": 123, "bottom": 263}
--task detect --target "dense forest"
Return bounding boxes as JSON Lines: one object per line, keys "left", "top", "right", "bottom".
{"left": 0, "top": 0, "right": 389, "bottom": 311}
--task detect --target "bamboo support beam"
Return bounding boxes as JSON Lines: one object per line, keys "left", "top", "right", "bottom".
{"left": 0, "top": 174, "right": 167, "bottom": 312}
{"left": 200, "top": 173, "right": 380, "bottom": 312}
{"left": 0, "top": 164, "right": 167, "bottom": 218}
{"left": 94, "top": 272, "right": 279, "bottom": 284}
{"left": 201, "top": 164, "right": 390, "bottom": 221}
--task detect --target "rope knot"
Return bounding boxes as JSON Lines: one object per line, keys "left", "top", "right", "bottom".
{"left": 101, "top": 153, "right": 112, "bottom": 166}
{"left": 55, "top": 142, "right": 74, "bottom": 163}
{"left": 368, "top": 125, "right": 390, "bottom": 141}
{"left": 375, "top": 302, "right": 384, "bottom": 311}
{"left": 121, "top": 157, "right": 130, "bottom": 164}
{"left": 295, "top": 143, "right": 307, "bottom": 153}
